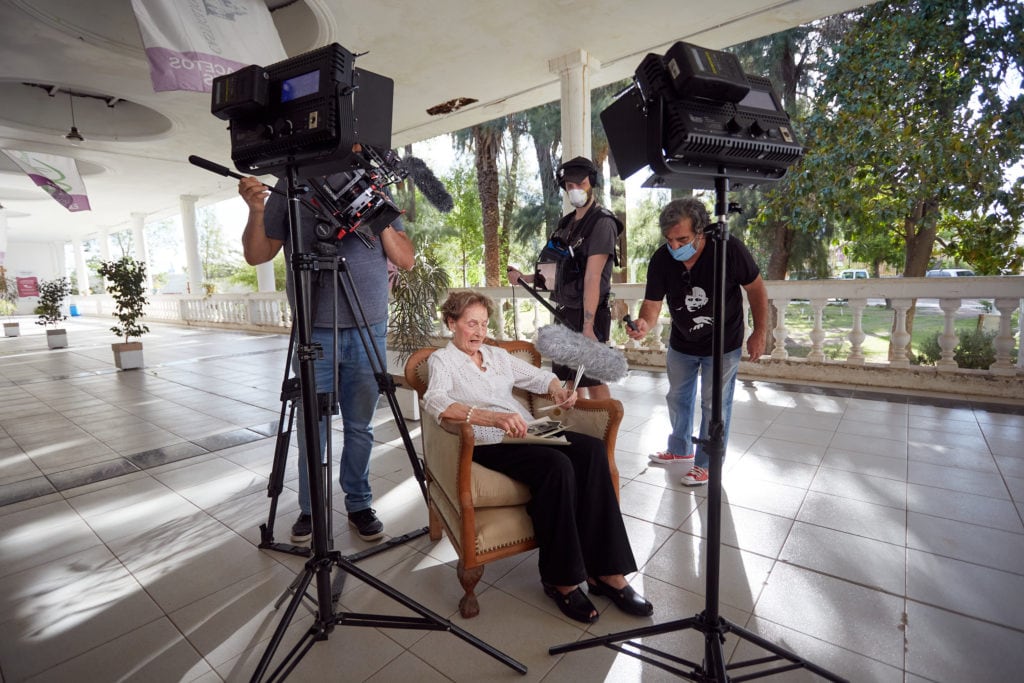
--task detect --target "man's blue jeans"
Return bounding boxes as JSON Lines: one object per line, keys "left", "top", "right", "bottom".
{"left": 295, "top": 322, "right": 385, "bottom": 515}
{"left": 665, "top": 346, "right": 742, "bottom": 469}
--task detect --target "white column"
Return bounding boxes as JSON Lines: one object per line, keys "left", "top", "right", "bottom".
{"left": 889, "top": 298, "right": 913, "bottom": 368}
{"left": 0, "top": 208, "right": 7, "bottom": 269}
{"left": 180, "top": 195, "right": 202, "bottom": 294}
{"left": 96, "top": 229, "right": 111, "bottom": 293}
{"left": 770, "top": 299, "right": 791, "bottom": 360}
{"left": 1019, "top": 298, "right": 1024, "bottom": 370}
{"left": 937, "top": 298, "right": 962, "bottom": 369}
{"left": 549, "top": 49, "right": 599, "bottom": 165}
{"left": 991, "top": 298, "right": 1020, "bottom": 375}
{"left": 98, "top": 229, "right": 111, "bottom": 262}
{"left": 256, "top": 261, "right": 275, "bottom": 292}
{"left": 806, "top": 297, "right": 828, "bottom": 362}
{"left": 846, "top": 298, "right": 867, "bottom": 364}
{"left": 73, "top": 238, "right": 90, "bottom": 296}
{"left": 130, "top": 212, "right": 153, "bottom": 292}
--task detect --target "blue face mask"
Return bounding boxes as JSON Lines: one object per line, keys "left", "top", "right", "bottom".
{"left": 668, "top": 240, "right": 697, "bottom": 262}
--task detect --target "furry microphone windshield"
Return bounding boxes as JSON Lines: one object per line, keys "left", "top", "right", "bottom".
{"left": 535, "top": 324, "right": 629, "bottom": 383}
{"left": 398, "top": 155, "right": 454, "bottom": 212}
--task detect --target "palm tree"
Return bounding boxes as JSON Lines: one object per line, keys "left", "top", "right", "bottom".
{"left": 455, "top": 119, "right": 505, "bottom": 286}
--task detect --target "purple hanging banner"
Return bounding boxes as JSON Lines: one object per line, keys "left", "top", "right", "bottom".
{"left": 1, "top": 150, "right": 91, "bottom": 212}
{"left": 130, "top": 0, "right": 287, "bottom": 93}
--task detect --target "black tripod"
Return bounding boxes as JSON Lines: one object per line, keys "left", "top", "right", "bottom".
{"left": 550, "top": 176, "right": 847, "bottom": 682}
{"left": 250, "top": 165, "right": 526, "bottom": 682}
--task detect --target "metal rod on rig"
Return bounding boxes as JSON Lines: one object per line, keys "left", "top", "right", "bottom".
{"left": 513, "top": 276, "right": 570, "bottom": 327}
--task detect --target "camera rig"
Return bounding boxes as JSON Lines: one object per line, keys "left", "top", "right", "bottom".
{"left": 211, "top": 43, "right": 392, "bottom": 178}
{"left": 210, "top": 43, "right": 404, "bottom": 241}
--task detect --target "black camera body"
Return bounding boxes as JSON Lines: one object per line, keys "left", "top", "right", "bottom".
{"left": 211, "top": 43, "right": 393, "bottom": 178}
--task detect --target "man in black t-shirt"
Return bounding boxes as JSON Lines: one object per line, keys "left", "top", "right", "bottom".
{"left": 626, "top": 198, "right": 768, "bottom": 486}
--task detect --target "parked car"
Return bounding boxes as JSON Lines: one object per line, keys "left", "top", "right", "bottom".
{"left": 838, "top": 269, "right": 869, "bottom": 279}
{"left": 926, "top": 268, "right": 975, "bottom": 277}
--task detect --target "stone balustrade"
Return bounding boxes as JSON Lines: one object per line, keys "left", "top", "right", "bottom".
{"left": 69, "top": 276, "right": 1024, "bottom": 400}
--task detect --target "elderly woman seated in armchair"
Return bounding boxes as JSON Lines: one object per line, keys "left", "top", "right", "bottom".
{"left": 421, "top": 290, "right": 653, "bottom": 624}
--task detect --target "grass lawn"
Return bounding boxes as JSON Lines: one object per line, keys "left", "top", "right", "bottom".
{"left": 781, "top": 302, "right": 1019, "bottom": 363}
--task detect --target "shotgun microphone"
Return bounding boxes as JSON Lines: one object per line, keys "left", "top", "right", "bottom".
{"left": 535, "top": 324, "right": 629, "bottom": 383}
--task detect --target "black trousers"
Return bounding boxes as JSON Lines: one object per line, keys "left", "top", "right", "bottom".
{"left": 473, "top": 431, "right": 637, "bottom": 586}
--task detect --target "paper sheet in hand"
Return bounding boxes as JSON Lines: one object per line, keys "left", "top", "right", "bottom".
{"left": 503, "top": 417, "right": 570, "bottom": 444}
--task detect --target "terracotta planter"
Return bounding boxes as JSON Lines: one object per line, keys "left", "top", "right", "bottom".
{"left": 3, "top": 322, "right": 19, "bottom": 337}
{"left": 46, "top": 328, "right": 68, "bottom": 349}
{"left": 112, "top": 341, "right": 144, "bottom": 370}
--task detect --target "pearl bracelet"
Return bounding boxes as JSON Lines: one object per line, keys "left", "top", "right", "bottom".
{"left": 465, "top": 407, "right": 475, "bottom": 424}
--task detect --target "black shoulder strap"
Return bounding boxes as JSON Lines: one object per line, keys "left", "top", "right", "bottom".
{"left": 551, "top": 205, "right": 625, "bottom": 266}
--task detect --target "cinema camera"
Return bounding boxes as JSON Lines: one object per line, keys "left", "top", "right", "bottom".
{"left": 210, "top": 43, "right": 403, "bottom": 239}
{"left": 602, "top": 41, "right": 804, "bottom": 188}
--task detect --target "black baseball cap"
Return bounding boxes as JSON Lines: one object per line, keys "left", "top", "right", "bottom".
{"left": 556, "top": 156, "right": 598, "bottom": 187}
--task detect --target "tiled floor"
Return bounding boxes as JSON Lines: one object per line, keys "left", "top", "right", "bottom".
{"left": 1, "top": 317, "right": 1023, "bottom": 682}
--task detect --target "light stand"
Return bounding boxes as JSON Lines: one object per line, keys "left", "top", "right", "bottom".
{"left": 549, "top": 174, "right": 847, "bottom": 682}
{"left": 250, "top": 165, "right": 526, "bottom": 682}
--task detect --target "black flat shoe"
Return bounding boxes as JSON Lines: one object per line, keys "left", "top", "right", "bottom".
{"left": 588, "top": 578, "right": 654, "bottom": 617}
{"left": 543, "top": 583, "right": 599, "bottom": 624}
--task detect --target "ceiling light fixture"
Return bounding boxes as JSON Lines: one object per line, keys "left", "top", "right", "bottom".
{"left": 65, "top": 92, "right": 84, "bottom": 144}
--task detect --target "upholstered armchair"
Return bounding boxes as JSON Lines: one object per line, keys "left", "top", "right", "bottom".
{"left": 403, "top": 339, "right": 624, "bottom": 618}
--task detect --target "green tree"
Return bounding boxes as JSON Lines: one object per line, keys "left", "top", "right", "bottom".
{"left": 733, "top": 19, "right": 850, "bottom": 282}
{"left": 796, "top": 0, "right": 1024, "bottom": 352}
{"left": 593, "top": 80, "right": 633, "bottom": 281}
{"left": 523, "top": 102, "right": 562, "bottom": 235}
{"left": 229, "top": 251, "right": 286, "bottom": 291}
{"left": 197, "top": 207, "right": 244, "bottom": 284}
{"left": 97, "top": 256, "right": 149, "bottom": 343}
{"left": 421, "top": 162, "right": 485, "bottom": 287}
{"left": 455, "top": 120, "right": 506, "bottom": 286}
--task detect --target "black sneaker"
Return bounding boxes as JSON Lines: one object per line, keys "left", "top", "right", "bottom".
{"left": 290, "top": 513, "right": 312, "bottom": 543}
{"left": 347, "top": 508, "right": 384, "bottom": 541}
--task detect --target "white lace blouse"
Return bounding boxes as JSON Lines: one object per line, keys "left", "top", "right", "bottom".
{"left": 422, "top": 342, "right": 556, "bottom": 424}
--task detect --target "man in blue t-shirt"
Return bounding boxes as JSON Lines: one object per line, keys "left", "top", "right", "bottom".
{"left": 626, "top": 197, "right": 768, "bottom": 486}
{"left": 239, "top": 171, "right": 414, "bottom": 541}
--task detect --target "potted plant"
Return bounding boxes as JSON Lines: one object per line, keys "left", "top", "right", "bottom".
{"left": 97, "top": 256, "right": 149, "bottom": 369}
{"left": 35, "top": 276, "right": 71, "bottom": 348}
{"left": 1, "top": 269, "right": 19, "bottom": 337}
{"left": 389, "top": 249, "right": 451, "bottom": 362}
{"left": 388, "top": 249, "right": 450, "bottom": 419}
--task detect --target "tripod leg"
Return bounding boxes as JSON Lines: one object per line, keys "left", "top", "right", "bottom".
{"left": 250, "top": 565, "right": 316, "bottom": 682}
{"left": 333, "top": 259, "right": 431, "bottom": 511}
{"left": 260, "top": 377, "right": 312, "bottom": 556}
{"left": 720, "top": 620, "right": 850, "bottom": 682}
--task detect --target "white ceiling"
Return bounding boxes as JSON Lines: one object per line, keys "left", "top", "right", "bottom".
{"left": 0, "top": 0, "right": 872, "bottom": 244}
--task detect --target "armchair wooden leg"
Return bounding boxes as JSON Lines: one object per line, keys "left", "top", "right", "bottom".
{"left": 456, "top": 561, "right": 485, "bottom": 618}
{"left": 428, "top": 502, "right": 443, "bottom": 541}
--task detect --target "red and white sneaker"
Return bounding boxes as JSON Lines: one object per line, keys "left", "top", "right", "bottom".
{"left": 648, "top": 451, "right": 694, "bottom": 465}
{"left": 681, "top": 466, "right": 709, "bottom": 486}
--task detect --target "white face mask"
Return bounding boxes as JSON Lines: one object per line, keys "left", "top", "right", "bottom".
{"left": 567, "top": 188, "right": 589, "bottom": 208}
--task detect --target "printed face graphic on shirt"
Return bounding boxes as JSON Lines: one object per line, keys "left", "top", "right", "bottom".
{"left": 685, "top": 286, "right": 708, "bottom": 312}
